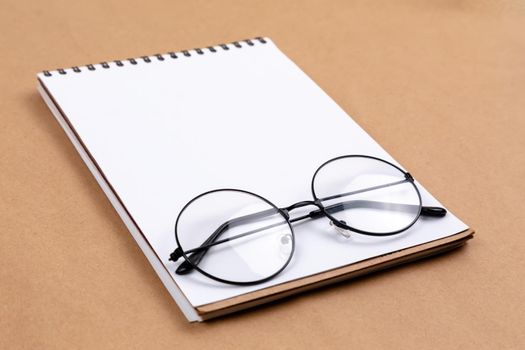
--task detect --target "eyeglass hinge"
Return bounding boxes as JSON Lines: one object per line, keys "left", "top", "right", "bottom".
{"left": 169, "top": 248, "right": 183, "bottom": 262}
{"left": 405, "top": 172, "right": 414, "bottom": 182}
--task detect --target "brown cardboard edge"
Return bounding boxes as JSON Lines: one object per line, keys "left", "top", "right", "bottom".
{"left": 197, "top": 228, "right": 474, "bottom": 320}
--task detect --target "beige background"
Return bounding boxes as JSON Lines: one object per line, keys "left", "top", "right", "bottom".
{"left": 1, "top": 0, "right": 524, "bottom": 348}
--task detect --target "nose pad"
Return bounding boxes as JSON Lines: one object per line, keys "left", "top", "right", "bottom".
{"left": 330, "top": 220, "right": 352, "bottom": 239}
{"left": 278, "top": 233, "right": 293, "bottom": 258}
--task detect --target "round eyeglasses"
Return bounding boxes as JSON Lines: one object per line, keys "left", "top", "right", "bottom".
{"left": 169, "top": 155, "right": 447, "bottom": 285}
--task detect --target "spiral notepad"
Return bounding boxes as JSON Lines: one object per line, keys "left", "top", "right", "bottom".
{"left": 41, "top": 37, "right": 268, "bottom": 77}
{"left": 37, "top": 37, "right": 473, "bottom": 322}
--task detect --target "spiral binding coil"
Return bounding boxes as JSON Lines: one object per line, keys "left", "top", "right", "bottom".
{"left": 42, "top": 37, "right": 267, "bottom": 77}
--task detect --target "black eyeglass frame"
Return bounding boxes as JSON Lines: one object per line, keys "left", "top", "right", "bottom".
{"left": 170, "top": 154, "right": 447, "bottom": 286}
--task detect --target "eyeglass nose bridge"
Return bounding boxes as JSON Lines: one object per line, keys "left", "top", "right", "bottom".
{"left": 284, "top": 200, "right": 321, "bottom": 212}
{"left": 285, "top": 198, "right": 353, "bottom": 238}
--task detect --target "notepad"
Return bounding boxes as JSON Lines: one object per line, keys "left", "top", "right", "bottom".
{"left": 37, "top": 37, "right": 473, "bottom": 322}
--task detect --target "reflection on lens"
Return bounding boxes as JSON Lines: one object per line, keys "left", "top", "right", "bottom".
{"left": 312, "top": 156, "right": 421, "bottom": 235}
{"left": 175, "top": 190, "right": 294, "bottom": 284}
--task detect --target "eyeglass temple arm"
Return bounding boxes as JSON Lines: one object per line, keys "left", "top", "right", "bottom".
{"left": 170, "top": 200, "right": 446, "bottom": 275}
{"left": 169, "top": 207, "right": 279, "bottom": 274}
{"left": 169, "top": 179, "right": 413, "bottom": 268}
{"left": 307, "top": 202, "right": 447, "bottom": 219}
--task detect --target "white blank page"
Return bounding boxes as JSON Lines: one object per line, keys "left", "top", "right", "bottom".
{"left": 38, "top": 38, "right": 467, "bottom": 306}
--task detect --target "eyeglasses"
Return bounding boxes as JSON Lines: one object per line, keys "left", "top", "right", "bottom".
{"left": 169, "top": 155, "right": 446, "bottom": 286}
